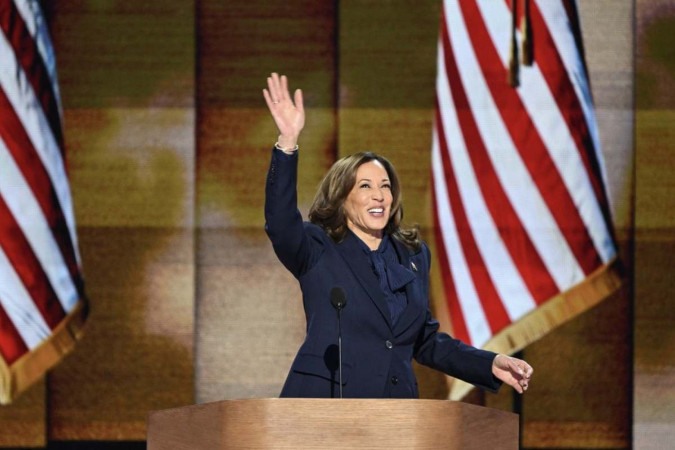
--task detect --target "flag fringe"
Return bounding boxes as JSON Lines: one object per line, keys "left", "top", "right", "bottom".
{"left": 448, "top": 258, "right": 623, "bottom": 401}
{"left": 0, "top": 300, "right": 88, "bottom": 405}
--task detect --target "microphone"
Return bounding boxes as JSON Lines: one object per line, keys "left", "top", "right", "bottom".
{"left": 330, "top": 286, "right": 347, "bottom": 311}
{"left": 330, "top": 287, "right": 347, "bottom": 398}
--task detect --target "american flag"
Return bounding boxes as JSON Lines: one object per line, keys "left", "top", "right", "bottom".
{"left": 431, "top": 0, "right": 622, "bottom": 399}
{"left": 0, "top": 0, "right": 86, "bottom": 405}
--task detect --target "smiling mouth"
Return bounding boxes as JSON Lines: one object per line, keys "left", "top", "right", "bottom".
{"left": 368, "top": 208, "right": 385, "bottom": 215}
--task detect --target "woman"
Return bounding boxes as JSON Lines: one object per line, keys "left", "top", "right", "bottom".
{"left": 263, "top": 72, "right": 532, "bottom": 398}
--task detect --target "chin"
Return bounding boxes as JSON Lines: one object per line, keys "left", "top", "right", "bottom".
{"left": 368, "top": 224, "right": 387, "bottom": 234}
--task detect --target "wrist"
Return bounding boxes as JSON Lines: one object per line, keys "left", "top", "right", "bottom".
{"left": 277, "top": 134, "right": 298, "bottom": 151}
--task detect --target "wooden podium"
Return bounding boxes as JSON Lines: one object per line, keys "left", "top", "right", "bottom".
{"left": 147, "top": 398, "right": 518, "bottom": 449}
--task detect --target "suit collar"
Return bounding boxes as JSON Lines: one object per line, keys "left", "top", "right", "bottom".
{"left": 336, "top": 232, "right": 425, "bottom": 334}
{"left": 336, "top": 232, "right": 392, "bottom": 329}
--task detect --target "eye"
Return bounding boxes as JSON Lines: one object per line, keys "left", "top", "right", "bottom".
{"left": 382, "top": 183, "right": 391, "bottom": 189}
{"left": 359, "top": 183, "right": 370, "bottom": 189}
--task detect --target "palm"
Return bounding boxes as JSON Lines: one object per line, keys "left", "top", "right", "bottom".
{"left": 274, "top": 100, "right": 304, "bottom": 137}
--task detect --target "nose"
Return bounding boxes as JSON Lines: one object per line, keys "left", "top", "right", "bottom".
{"left": 372, "top": 188, "right": 384, "bottom": 201}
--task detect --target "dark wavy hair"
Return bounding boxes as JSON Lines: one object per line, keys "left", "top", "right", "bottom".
{"left": 308, "top": 152, "right": 420, "bottom": 251}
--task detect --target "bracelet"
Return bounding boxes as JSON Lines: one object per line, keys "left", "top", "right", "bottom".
{"left": 274, "top": 141, "right": 299, "bottom": 154}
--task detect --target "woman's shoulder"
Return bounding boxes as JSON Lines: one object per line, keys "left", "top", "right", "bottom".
{"left": 392, "top": 232, "right": 428, "bottom": 253}
{"left": 415, "top": 240, "right": 431, "bottom": 262}
{"left": 391, "top": 234, "right": 431, "bottom": 267}
{"left": 303, "top": 221, "right": 331, "bottom": 241}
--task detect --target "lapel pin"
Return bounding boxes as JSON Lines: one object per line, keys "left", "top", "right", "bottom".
{"left": 411, "top": 262, "right": 418, "bottom": 272}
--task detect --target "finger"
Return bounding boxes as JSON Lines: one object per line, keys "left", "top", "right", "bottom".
{"left": 504, "top": 358, "right": 525, "bottom": 377}
{"left": 280, "top": 75, "right": 290, "bottom": 101}
{"left": 263, "top": 89, "right": 282, "bottom": 112}
{"left": 294, "top": 89, "right": 304, "bottom": 113}
{"left": 267, "top": 77, "right": 277, "bottom": 103}
{"left": 271, "top": 72, "right": 280, "bottom": 90}
{"left": 262, "top": 88, "right": 275, "bottom": 108}
{"left": 520, "top": 378, "right": 529, "bottom": 391}
{"left": 268, "top": 73, "right": 281, "bottom": 103}
{"left": 511, "top": 359, "right": 533, "bottom": 380}
{"left": 512, "top": 358, "right": 533, "bottom": 379}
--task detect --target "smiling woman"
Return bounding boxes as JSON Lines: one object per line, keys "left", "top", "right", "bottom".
{"left": 343, "top": 160, "right": 393, "bottom": 249}
{"left": 307, "top": 152, "right": 418, "bottom": 252}
{"left": 262, "top": 72, "right": 533, "bottom": 400}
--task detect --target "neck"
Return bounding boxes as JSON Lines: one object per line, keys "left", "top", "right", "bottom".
{"left": 361, "top": 235, "right": 381, "bottom": 251}
{"left": 349, "top": 227, "right": 383, "bottom": 250}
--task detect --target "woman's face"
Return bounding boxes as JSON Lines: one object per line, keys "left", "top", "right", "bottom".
{"left": 343, "top": 160, "right": 393, "bottom": 242}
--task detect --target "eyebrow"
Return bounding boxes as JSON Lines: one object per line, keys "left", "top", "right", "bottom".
{"left": 357, "top": 178, "right": 390, "bottom": 183}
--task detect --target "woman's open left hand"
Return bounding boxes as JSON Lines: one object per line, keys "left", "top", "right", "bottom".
{"left": 263, "top": 72, "right": 304, "bottom": 149}
{"left": 492, "top": 354, "right": 533, "bottom": 394}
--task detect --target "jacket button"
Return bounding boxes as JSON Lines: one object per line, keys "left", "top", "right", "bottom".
{"left": 385, "top": 340, "right": 393, "bottom": 349}
{"left": 391, "top": 376, "right": 398, "bottom": 385}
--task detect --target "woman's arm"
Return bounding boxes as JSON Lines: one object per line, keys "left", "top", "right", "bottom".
{"left": 412, "top": 246, "right": 533, "bottom": 393}
{"left": 263, "top": 73, "right": 322, "bottom": 278}
{"left": 413, "top": 312, "right": 502, "bottom": 392}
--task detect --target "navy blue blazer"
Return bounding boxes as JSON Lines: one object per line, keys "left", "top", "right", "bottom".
{"left": 265, "top": 148, "right": 501, "bottom": 398}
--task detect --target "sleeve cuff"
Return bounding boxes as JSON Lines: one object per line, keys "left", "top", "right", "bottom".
{"left": 274, "top": 142, "right": 299, "bottom": 154}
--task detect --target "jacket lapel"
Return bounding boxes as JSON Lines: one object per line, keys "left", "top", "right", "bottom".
{"left": 336, "top": 233, "right": 393, "bottom": 329}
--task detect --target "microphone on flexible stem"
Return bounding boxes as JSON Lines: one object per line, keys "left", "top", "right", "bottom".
{"left": 330, "top": 287, "right": 347, "bottom": 399}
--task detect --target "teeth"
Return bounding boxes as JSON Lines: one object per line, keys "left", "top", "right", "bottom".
{"left": 369, "top": 208, "right": 384, "bottom": 213}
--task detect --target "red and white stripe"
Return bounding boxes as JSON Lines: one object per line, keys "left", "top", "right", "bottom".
{"left": 0, "top": 0, "right": 83, "bottom": 366}
{"left": 431, "top": 0, "right": 616, "bottom": 347}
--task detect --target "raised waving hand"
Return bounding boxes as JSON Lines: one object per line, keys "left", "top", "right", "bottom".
{"left": 263, "top": 73, "right": 305, "bottom": 151}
